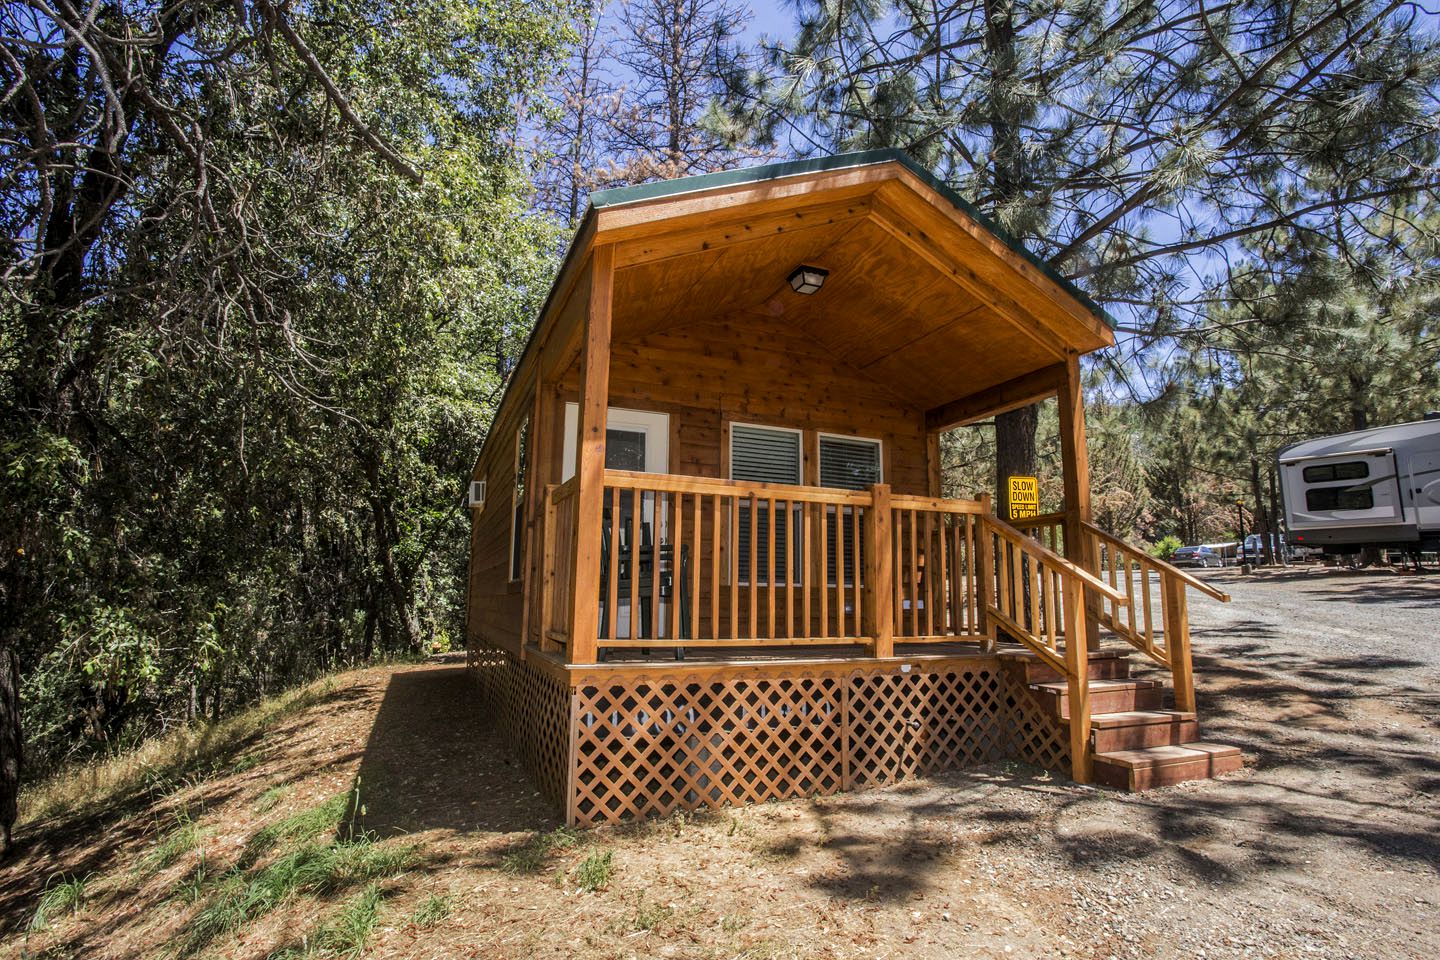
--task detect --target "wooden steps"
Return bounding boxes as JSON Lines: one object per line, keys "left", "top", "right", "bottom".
{"left": 1003, "top": 649, "right": 1240, "bottom": 792}
{"left": 1092, "top": 743, "right": 1243, "bottom": 790}
{"left": 1089, "top": 710, "right": 1198, "bottom": 752}
{"left": 1032, "top": 678, "right": 1165, "bottom": 717}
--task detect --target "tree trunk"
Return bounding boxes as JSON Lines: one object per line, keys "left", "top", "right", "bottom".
{"left": 1, "top": 648, "right": 22, "bottom": 855}
{"left": 995, "top": 405, "right": 1038, "bottom": 519}
{"left": 985, "top": 1, "right": 1043, "bottom": 510}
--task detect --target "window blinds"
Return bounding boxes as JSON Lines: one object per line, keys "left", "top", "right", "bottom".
{"left": 731, "top": 425, "right": 801, "bottom": 484}
{"left": 818, "top": 435, "right": 881, "bottom": 490}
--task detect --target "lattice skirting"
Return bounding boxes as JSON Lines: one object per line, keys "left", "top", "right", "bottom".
{"left": 468, "top": 646, "right": 571, "bottom": 812}
{"left": 469, "top": 650, "right": 1069, "bottom": 825}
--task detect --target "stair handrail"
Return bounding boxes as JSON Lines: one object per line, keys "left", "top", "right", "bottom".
{"left": 984, "top": 515, "right": 1129, "bottom": 607}
{"left": 1081, "top": 521, "right": 1231, "bottom": 603}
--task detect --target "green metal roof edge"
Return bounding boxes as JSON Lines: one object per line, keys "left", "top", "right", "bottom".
{"left": 588, "top": 148, "right": 1116, "bottom": 330}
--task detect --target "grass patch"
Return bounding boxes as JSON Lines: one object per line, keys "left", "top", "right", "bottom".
{"left": 19, "top": 675, "right": 339, "bottom": 826}
{"left": 574, "top": 849, "right": 614, "bottom": 893}
{"left": 500, "top": 825, "right": 583, "bottom": 874}
{"left": 632, "top": 893, "right": 673, "bottom": 931}
{"left": 264, "top": 882, "right": 387, "bottom": 959}
{"left": 27, "top": 873, "right": 91, "bottom": 934}
{"left": 240, "top": 791, "right": 351, "bottom": 868}
{"left": 409, "top": 893, "right": 451, "bottom": 929}
{"left": 254, "top": 783, "right": 292, "bottom": 814}
{"left": 177, "top": 793, "right": 413, "bottom": 957}
{"left": 140, "top": 807, "right": 204, "bottom": 875}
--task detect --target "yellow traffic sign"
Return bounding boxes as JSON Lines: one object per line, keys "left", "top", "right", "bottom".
{"left": 1008, "top": 475, "right": 1039, "bottom": 520}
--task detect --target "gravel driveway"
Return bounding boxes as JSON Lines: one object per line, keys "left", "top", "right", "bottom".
{"left": 949, "top": 564, "right": 1440, "bottom": 960}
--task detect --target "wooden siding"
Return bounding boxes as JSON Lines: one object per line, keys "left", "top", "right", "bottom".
{"left": 562, "top": 313, "right": 937, "bottom": 495}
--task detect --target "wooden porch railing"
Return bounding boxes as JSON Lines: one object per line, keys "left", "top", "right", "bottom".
{"left": 535, "top": 470, "right": 1230, "bottom": 783}
{"left": 1082, "top": 521, "right": 1230, "bottom": 712}
{"left": 583, "top": 470, "right": 877, "bottom": 648}
{"left": 540, "top": 478, "right": 579, "bottom": 653}
{"left": 1015, "top": 511, "right": 1067, "bottom": 554}
{"left": 890, "top": 495, "right": 988, "bottom": 642}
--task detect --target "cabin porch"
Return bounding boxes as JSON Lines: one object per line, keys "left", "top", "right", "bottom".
{"left": 470, "top": 471, "right": 1234, "bottom": 825}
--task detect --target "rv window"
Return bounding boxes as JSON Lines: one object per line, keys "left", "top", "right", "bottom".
{"left": 1305, "top": 486, "right": 1373, "bottom": 511}
{"left": 1302, "top": 461, "right": 1369, "bottom": 483}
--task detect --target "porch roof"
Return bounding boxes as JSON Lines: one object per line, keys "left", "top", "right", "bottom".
{"left": 484, "top": 152, "right": 1117, "bottom": 469}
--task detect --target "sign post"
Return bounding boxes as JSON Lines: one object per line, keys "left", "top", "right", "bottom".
{"left": 1008, "top": 475, "right": 1039, "bottom": 521}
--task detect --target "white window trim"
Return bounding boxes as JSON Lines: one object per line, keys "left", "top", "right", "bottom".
{"left": 728, "top": 421, "right": 804, "bottom": 484}
{"left": 508, "top": 418, "right": 529, "bottom": 582}
{"left": 562, "top": 404, "right": 670, "bottom": 479}
{"left": 816, "top": 431, "right": 885, "bottom": 487}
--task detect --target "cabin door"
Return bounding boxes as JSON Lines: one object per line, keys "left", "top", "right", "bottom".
{"left": 563, "top": 405, "right": 671, "bottom": 637}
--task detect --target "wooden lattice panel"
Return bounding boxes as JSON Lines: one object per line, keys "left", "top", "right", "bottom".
{"left": 847, "top": 667, "right": 1010, "bottom": 787}
{"left": 1002, "top": 674, "right": 1070, "bottom": 775}
{"left": 572, "top": 675, "right": 846, "bottom": 825}
{"left": 468, "top": 645, "right": 573, "bottom": 813}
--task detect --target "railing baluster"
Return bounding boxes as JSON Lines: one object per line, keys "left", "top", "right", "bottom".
{"left": 1125, "top": 555, "right": 1138, "bottom": 636}
{"left": 767, "top": 496, "right": 777, "bottom": 640}
{"left": 710, "top": 494, "right": 720, "bottom": 640}
{"left": 748, "top": 493, "right": 758, "bottom": 640}
{"left": 607, "top": 486, "right": 620, "bottom": 643}
{"left": 691, "top": 491, "right": 701, "bottom": 642}
{"left": 1141, "top": 559, "right": 1155, "bottom": 652}
{"left": 892, "top": 508, "right": 903, "bottom": 636}
{"left": 670, "top": 493, "right": 682, "bottom": 642}
{"left": 834, "top": 506, "right": 846, "bottom": 637}
{"left": 650, "top": 490, "right": 662, "bottom": 641}
{"left": 927, "top": 509, "right": 938, "bottom": 639}
{"left": 852, "top": 503, "right": 863, "bottom": 638}
{"left": 906, "top": 509, "right": 918, "bottom": 637}
{"left": 785, "top": 499, "right": 795, "bottom": 639}
{"left": 818, "top": 501, "right": 829, "bottom": 639}
{"left": 801, "top": 501, "right": 811, "bottom": 638}
{"left": 1028, "top": 554, "right": 1042, "bottom": 645}
{"left": 729, "top": 495, "right": 739, "bottom": 641}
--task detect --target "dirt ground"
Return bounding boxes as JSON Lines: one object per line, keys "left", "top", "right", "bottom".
{"left": 2, "top": 566, "right": 1436, "bottom": 959}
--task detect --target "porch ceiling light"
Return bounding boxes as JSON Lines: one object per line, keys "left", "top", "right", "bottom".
{"left": 787, "top": 264, "right": 829, "bottom": 295}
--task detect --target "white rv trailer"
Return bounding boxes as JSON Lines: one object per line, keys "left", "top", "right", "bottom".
{"left": 1277, "top": 416, "right": 1440, "bottom": 555}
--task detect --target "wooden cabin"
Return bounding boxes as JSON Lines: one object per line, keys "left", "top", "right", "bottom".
{"left": 465, "top": 151, "right": 1238, "bottom": 826}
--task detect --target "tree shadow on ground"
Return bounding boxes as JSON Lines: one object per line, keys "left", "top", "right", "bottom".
{"left": 344, "top": 664, "right": 559, "bottom": 840}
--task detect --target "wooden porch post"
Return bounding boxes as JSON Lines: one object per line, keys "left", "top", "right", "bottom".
{"left": 1163, "top": 577, "right": 1197, "bottom": 713}
{"left": 1055, "top": 352, "right": 1101, "bottom": 652}
{"left": 568, "top": 246, "right": 614, "bottom": 664}
{"left": 867, "top": 483, "right": 894, "bottom": 658}
{"left": 1062, "top": 574, "right": 1093, "bottom": 783}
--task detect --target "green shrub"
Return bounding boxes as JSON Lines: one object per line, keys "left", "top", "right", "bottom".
{"left": 409, "top": 893, "right": 452, "bottom": 929}
{"left": 574, "top": 849, "right": 614, "bottom": 893}
{"left": 1150, "top": 534, "right": 1183, "bottom": 560}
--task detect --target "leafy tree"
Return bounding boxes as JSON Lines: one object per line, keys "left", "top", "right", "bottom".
{"left": 0, "top": 0, "right": 574, "bottom": 849}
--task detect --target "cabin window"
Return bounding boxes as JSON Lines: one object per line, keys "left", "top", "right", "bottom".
{"left": 1302, "top": 461, "right": 1369, "bottom": 483}
{"left": 818, "top": 434, "right": 882, "bottom": 586}
{"left": 730, "top": 423, "right": 802, "bottom": 585}
{"left": 1306, "top": 486, "right": 1373, "bottom": 512}
{"left": 509, "top": 416, "right": 530, "bottom": 581}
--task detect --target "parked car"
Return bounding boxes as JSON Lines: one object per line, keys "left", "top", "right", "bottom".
{"left": 1171, "top": 545, "right": 1223, "bottom": 568}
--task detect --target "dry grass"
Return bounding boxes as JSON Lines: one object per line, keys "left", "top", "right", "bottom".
{"left": 3, "top": 652, "right": 1436, "bottom": 960}
{"left": 18, "top": 676, "right": 339, "bottom": 827}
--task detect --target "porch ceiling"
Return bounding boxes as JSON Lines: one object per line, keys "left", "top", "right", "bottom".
{"left": 594, "top": 158, "right": 1113, "bottom": 415}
